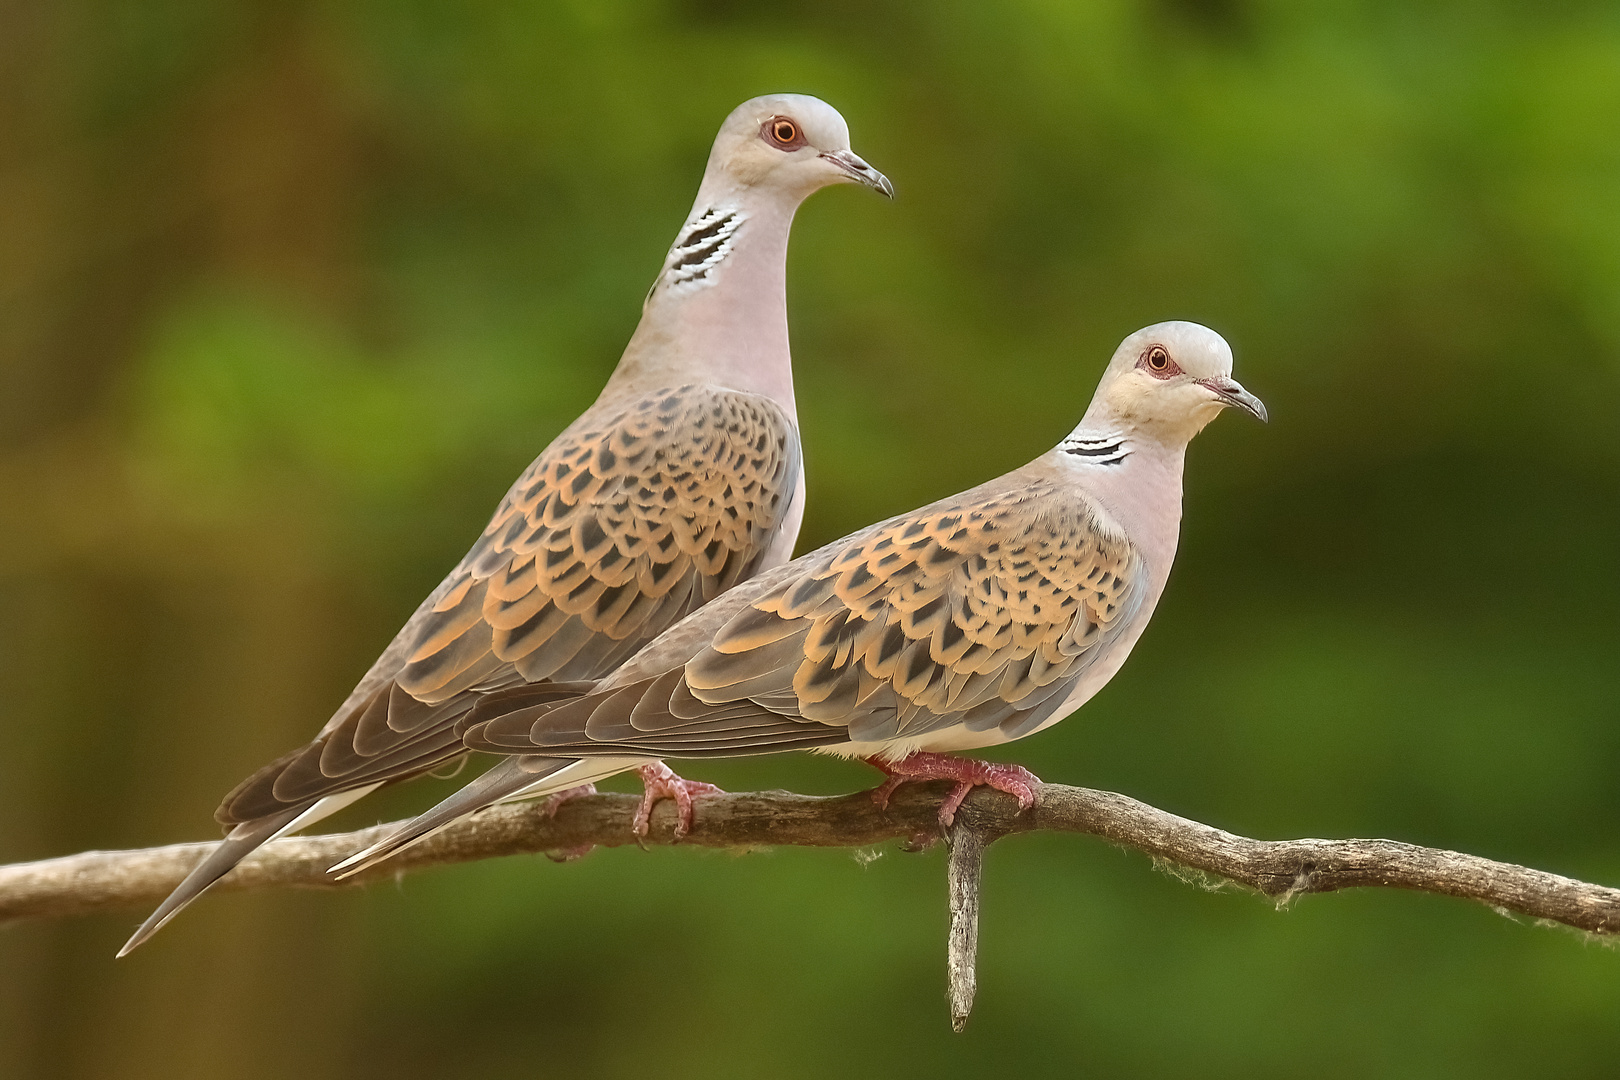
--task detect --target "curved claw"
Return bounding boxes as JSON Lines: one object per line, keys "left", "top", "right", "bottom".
{"left": 633, "top": 762, "right": 723, "bottom": 838}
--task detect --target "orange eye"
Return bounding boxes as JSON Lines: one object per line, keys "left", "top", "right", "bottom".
{"left": 1146, "top": 346, "right": 1171, "bottom": 372}
{"left": 760, "top": 116, "right": 808, "bottom": 151}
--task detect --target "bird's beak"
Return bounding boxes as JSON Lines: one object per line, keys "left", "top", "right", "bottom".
{"left": 820, "top": 150, "right": 895, "bottom": 198}
{"left": 1199, "top": 376, "right": 1268, "bottom": 423}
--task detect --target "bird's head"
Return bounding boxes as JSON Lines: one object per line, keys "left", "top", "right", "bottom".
{"left": 1084, "top": 321, "right": 1266, "bottom": 446}
{"left": 704, "top": 93, "right": 893, "bottom": 201}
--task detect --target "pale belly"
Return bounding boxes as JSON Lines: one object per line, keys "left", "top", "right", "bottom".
{"left": 821, "top": 671, "right": 1108, "bottom": 761}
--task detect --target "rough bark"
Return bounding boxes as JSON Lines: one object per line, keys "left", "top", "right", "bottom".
{"left": 3, "top": 781, "right": 1615, "bottom": 936}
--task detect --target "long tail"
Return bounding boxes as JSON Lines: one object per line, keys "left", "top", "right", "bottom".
{"left": 329, "top": 755, "right": 647, "bottom": 879}
{"left": 118, "top": 783, "right": 382, "bottom": 957}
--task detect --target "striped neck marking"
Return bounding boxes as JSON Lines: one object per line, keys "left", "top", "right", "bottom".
{"left": 662, "top": 207, "right": 746, "bottom": 289}
{"left": 1059, "top": 433, "right": 1131, "bottom": 466}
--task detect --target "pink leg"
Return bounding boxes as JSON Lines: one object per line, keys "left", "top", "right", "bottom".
{"left": 634, "top": 761, "right": 724, "bottom": 838}
{"left": 866, "top": 751, "right": 1040, "bottom": 828}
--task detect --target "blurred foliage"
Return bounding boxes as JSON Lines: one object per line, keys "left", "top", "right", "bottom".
{"left": 2, "top": 1, "right": 1618, "bottom": 1077}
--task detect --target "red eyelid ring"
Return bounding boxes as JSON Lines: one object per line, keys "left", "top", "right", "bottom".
{"left": 760, "top": 116, "right": 808, "bottom": 151}
{"left": 1139, "top": 346, "right": 1183, "bottom": 379}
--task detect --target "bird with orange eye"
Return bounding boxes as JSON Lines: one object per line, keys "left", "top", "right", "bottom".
{"left": 703, "top": 99, "right": 891, "bottom": 198}
{"left": 754, "top": 111, "right": 891, "bottom": 196}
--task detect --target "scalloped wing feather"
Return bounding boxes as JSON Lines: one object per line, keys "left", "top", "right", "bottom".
{"left": 461, "top": 474, "right": 1145, "bottom": 759}
{"left": 215, "top": 386, "right": 799, "bottom": 825}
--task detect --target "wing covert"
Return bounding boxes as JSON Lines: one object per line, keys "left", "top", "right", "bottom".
{"left": 400, "top": 385, "right": 800, "bottom": 698}
{"left": 216, "top": 385, "right": 800, "bottom": 825}
{"left": 462, "top": 475, "right": 1145, "bottom": 758}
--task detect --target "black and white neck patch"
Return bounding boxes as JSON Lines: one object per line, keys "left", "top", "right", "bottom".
{"left": 662, "top": 207, "right": 745, "bottom": 289}
{"left": 1058, "top": 434, "right": 1131, "bottom": 466}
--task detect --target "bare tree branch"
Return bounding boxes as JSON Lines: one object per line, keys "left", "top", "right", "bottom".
{"left": 946, "top": 825, "right": 987, "bottom": 1032}
{"left": 3, "top": 781, "right": 1617, "bottom": 940}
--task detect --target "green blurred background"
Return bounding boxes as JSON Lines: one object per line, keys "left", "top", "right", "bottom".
{"left": 2, "top": 1, "right": 1618, "bottom": 1076}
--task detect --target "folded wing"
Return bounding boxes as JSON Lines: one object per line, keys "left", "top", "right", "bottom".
{"left": 216, "top": 385, "right": 801, "bottom": 825}
{"left": 461, "top": 474, "right": 1144, "bottom": 759}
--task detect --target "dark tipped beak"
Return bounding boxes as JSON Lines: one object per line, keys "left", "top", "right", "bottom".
{"left": 1200, "top": 376, "right": 1268, "bottom": 423}
{"left": 820, "top": 150, "right": 894, "bottom": 198}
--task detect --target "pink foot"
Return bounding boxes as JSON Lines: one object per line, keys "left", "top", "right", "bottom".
{"left": 634, "top": 761, "right": 723, "bottom": 838}
{"left": 540, "top": 783, "right": 599, "bottom": 860}
{"left": 540, "top": 782, "right": 599, "bottom": 818}
{"left": 866, "top": 752, "right": 1040, "bottom": 828}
